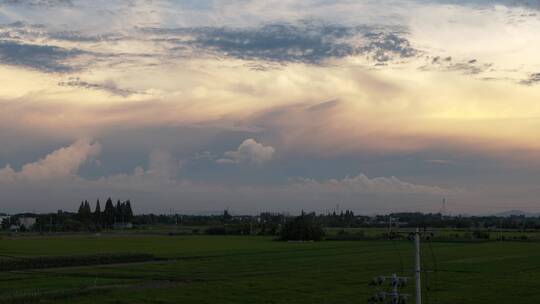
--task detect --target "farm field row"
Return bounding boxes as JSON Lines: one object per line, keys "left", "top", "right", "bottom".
{"left": 1, "top": 234, "right": 540, "bottom": 303}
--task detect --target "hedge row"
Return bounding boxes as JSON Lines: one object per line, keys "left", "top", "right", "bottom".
{"left": 0, "top": 253, "right": 158, "bottom": 271}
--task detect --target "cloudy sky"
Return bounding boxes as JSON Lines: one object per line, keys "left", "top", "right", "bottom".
{"left": 1, "top": 0, "right": 539, "bottom": 214}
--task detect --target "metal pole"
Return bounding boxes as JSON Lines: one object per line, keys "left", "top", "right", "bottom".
{"left": 499, "top": 219, "right": 503, "bottom": 241}
{"left": 415, "top": 228, "right": 422, "bottom": 304}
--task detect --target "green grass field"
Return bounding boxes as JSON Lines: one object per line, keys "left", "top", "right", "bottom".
{"left": 2, "top": 233, "right": 540, "bottom": 303}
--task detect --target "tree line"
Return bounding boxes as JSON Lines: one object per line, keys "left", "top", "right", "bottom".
{"left": 77, "top": 198, "right": 133, "bottom": 228}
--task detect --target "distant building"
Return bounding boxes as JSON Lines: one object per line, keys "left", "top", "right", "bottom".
{"left": 18, "top": 217, "right": 36, "bottom": 229}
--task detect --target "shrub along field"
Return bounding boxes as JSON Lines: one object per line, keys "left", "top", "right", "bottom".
{"left": 1, "top": 233, "right": 540, "bottom": 303}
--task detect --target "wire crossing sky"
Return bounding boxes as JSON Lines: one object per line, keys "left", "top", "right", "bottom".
{"left": 0, "top": 0, "right": 539, "bottom": 214}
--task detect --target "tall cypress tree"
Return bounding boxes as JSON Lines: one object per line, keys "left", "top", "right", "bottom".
{"left": 116, "top": 200, "right": 122, "bottom": 223}
{"left": 104, "top": 198, "right": 115, "bottom": 227}
{"left": 125, "top": 200, "right": 133, "bottom": 222}
{"left": 76, "top": 200, "right": 92, "bottom": 222}
{"left": 94, "top": 199, "right": 101, "bottom": 226}
{"left": 84, "top": 200, "right": 91, "bottom": 215}
{"left": 77, "top": 201, "right": 84, "bottom": 217}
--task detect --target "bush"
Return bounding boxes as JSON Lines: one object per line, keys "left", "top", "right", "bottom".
{"left": 472, "top": 230, "right": 490, "bottom": 240}
{"left": 337, "top": 229, "right": 349, "bottom": 236}
{"left": 204, "top": 224, "right": 252, "bottom": 235}
{"left": 280, "top": 213, "right": 325, "bottom": 241}
{"left": 205, "top": 226, "right": 227, "bottom": 235}
{"left": 326, "top": 231, "right": 366, "bottom": 241}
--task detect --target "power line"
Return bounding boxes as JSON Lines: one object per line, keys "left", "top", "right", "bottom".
{"left": 389, "top": 226, "right": 405, "bottom": 274}
{"left": 369, "top": 227, "right": 437, "bottom": 304}
{"left": 370, "top": 228, "right": 424, "bottom": 304}
{"left": 422, "top": 244, "right": 431, "bottom": 304}
{"left": 390, "top": 237, "right": 405, "bottom": 274}
{"left": 427, "top": 236, "right": 439, "bottom": 304}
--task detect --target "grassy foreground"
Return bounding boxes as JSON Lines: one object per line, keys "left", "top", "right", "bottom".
{"left": 1, "top": 234, "right": 540, "bottom": 303}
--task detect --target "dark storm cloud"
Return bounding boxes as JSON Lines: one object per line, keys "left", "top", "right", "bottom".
{"left": 143, "top": 22, "right": 418, "bottom": 64}
{"left": 446, "top": 60, "right": 492, "bottom": 75}
{"left": 421, "top": 56, "right": 493, "bottom": 75}
{"left": 0, "top": 22, "right": 128, "bottom": 72}
{"left": 0, "top": 21, "right": 124, "bottom": 43}
{"left": 0, "top": 21, "right": 45, "bottom": 40}
{"left": 0, "top": 40, "right": 82, "bottom": 72}
{"left": 184, "top": 23, "right": 355, "bottom": 64}
{"left": 519, "top": 73, "right": 540, "bottom": 85}
{"left": 362, "top": 31, "right": 417, "bottom": 63}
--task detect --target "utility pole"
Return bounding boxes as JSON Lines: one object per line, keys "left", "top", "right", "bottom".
{"left": 414, "top": 228, "right": 422, "bottom": 304}
{"left": 369, "top": 228, "right": 426, "bottom": 304}
{"left": 440, "top": 198, "right": 447, "bottom": 217}
{"left": 499, "top": 219, "right": 503, "bottom": 242}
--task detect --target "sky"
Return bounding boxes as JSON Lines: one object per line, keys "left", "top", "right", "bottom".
{"left": 0, "top": 0, "right": 540, "bottom": 214}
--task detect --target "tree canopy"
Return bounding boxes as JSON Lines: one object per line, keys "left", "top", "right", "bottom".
{"left": 280, "top": 212, "right": 325, "bottom": 241}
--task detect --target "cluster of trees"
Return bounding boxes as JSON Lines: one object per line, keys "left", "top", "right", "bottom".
{"left": 7, "top": 205, "right": 540, "bottom": 236}
{"left": 77, "top": 198, "right": 133, "bottom": 228}
{"left": 133, "top": 213, "right": 227, "bottom": 226}
{"left": 20, "top": 199, "right": 135, "bottom": 232}
{"left": 197, "top": 212, "right": 324, "bottom": 240}
{"left": 314, "top": 211, "right": 540, "bottom": 230}
{"left": 317, "top": 210, "right": 367, "bottom": 227}
{"left": 117, "top": 210, "right": 540, "bottom": 232}
{"left": 280, "top": 212, "right": 325, "bottom": 241}
{"left": 376, "top": 212, "right": 540, "bottom": 230}
{"left": 204, "top": 224, "right": 253, "bottom": 235}
{"left": 258, "top": 212, "right": 286, "bottom": 235}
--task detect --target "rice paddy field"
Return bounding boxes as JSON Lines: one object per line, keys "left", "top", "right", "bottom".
{"left": 1, "top": 232, "right": 540, "bottom": 303}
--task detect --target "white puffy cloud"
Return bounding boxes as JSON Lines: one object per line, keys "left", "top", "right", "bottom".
{"left": 0, "top": 139, "right": 101, "bottom": 182}
{"left": 291, "top": 174, "right": 451, "bottom": 195}
{"left": 0, "top": 139, "right": 492, "bottom": 214}
{"left": 217, "top": 138, "right": 275, "bottom": 164}
{"left": 94, "top": 148, "right": 182, "bottom": 190}
{"left": 147, "top": 149, "right": 181, "bottom": 179}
